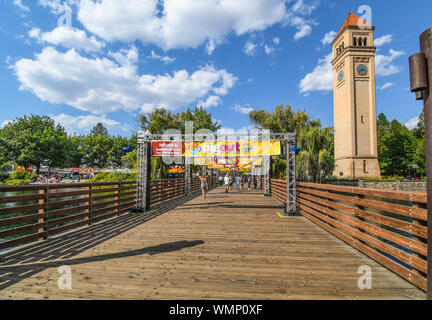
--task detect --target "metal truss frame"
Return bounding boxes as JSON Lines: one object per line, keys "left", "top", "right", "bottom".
{"left": 136, "top": 131, "right": 297, "bottom": 215}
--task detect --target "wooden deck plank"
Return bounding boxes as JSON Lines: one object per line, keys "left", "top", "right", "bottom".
{"left": 0, "top": 187, "right": 426, "bottom": 300}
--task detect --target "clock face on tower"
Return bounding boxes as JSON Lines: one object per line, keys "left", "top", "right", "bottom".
{"left": 357, "top": 64, "right": 368, "bottom": 75}
{"left": 338, "top": 70, "right": 344, "bottom": 82}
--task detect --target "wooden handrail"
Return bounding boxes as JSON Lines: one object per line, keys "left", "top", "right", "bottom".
{"left": 0, "top": 178, "right": 194, "bottom": 252}
{"left": 269, "top": 179, "right": 428, "bottom": 292}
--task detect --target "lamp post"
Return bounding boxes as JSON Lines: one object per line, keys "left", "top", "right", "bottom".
{"left": 409, "top": 27, "right": 432, "bottom": 299}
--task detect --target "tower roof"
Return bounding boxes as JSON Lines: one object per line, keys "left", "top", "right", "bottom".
{"left": 335, "top": 12, "right": 373, "bottom": 41}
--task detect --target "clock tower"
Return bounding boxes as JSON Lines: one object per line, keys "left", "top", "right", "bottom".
{"left": 331, "top": 12, "right": 381, "bottom": 178}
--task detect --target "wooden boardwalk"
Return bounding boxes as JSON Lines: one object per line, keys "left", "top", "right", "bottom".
{"left": 0, "top": 187, "right": 426, "bottom": 300}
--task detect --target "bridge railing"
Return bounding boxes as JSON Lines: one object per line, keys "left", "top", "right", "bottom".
{"left": 0, "top": 177, "right": 215, "bottom": 252}
{"left": 270, "top": 179, "right": 428, "bottom": 292}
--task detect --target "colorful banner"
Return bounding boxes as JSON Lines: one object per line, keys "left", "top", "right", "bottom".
{"left": 152, "top": 141, "right": 184, "bottom": 156}
{"left": 194, "top": 157, "right": 262, "bottom": 167}
{"left": 185, "top": 141, "right": 280, "bottom": 157}
{"left": 168, "top": 167, "right": 185, "bottom": 173}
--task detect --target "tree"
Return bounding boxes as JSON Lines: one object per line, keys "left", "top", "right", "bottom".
{"left": 179, "top": 106, "right": 221, "bottom": 133}
{"left": 379, "top": 119, "right": 416, "bottom": 176}
{"left": 65, "top": 135, "right": 85, "bottom": 168}
{"left": 297, "top": 126, "right": 335, "bottom": 182}
{"left": 82, "top": 123, "right": 114, "bottom": 168}
{"left": 108, "top": 135, "right": 130, "bottom": 168}
{"left": 0, "top": 115, "right": 68, "bottom": 173}
{"left": 249, "top": 104, "right": 320, "bottom": 136}
{"left": 90, "top": 122, "right": 109, "bottom": 136}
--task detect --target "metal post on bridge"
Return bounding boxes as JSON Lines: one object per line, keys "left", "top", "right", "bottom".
{"left": 264, "top": 156, "right": 271, "bottom": 197}
{"left": 409, "top": 27, "right": 432, "bottom": 300}
{"left": 136, "top": 131, "right": 151, "bottom": 212}
{"left": 285, "top": 138, "right": 297, "bottom": 216}
{"left": 185, "top": 156, "right": 191, "bottom": 195}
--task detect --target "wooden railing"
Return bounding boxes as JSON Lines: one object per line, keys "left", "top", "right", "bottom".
{"left": 269, "top": 179, "right": 428, "bottom": 291}
{"left": 0, "top": 177, "right": 216, "bottom": 252}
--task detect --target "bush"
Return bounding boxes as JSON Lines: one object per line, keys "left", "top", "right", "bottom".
{"left": 90, "top": 172, "right": 136, "bottom": 182}
{"left": 5, "top": 179, "right": 30, "bottom": 186}
{"left": 9, "top": 170, "right": 37, "bottom": 180}
{"left": 0, "top": 172, "right": 9, "bottom": 182}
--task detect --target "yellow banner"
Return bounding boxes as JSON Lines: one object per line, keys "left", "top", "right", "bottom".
{"left": 185, "top": 141, "right": 281, "bottom": 157}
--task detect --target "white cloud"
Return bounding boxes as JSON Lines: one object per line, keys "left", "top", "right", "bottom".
{"left": 379, "top": 82, "right": 394, "bottom": 90}
{"left": 108, "top": 46, "right": 138, "bottom": 67}
{"left": 13, "top": 0, "right": 29, "bottom": 12}
{"left": 376, "top": 49, "right": 405, "bottom": 76}
{"left": 38, "top": 0, "right": 77, "bottom": 14}
{"left": 206, "top": 39, "right": 217, "bottom": 55}
{"left": 375, "top": 34, "right": 393, "bottom": 47}
{"left": 293, "top": 23, "right": 312, "bottom": 41}
{"left": 247, "top": 78, "right": 253, "bottom": 83}
{"left": 29, "top": 26, "right": 105, "bottom": 52}
{"left": 321, "top": 31, "right": 337, "bottom": 45}
{"left": 1, "top": 120, "right": 12, "bottom": 128}
{"left": 75, "top": 0, "right": 318, "bottom": 51}
{"left": 244, "top": 40, "right": 258, "bottom": 56}
{"left": 232, "top": 104, "right": 254, "bottom": 115}
{"left": 198, "top": 95, "right": 222, "bottom": 108}
{"left": 264, "top": 45, "right": 275, "bottom": 55}
{"left": 13, "top": 47, "right": 238, "bottom": 115}
{"left": 405, "top": 116, "right": 419, "bottom": 130}
{"left": 299, "top": 53, "right": 333, "bottom": 94}
{"left": 53, "top": 113, "right": 124, "bottom": 134}
{"left": 148, "top": 50, "right": 176, "bottom": 64}
{"left": 273, "top": 37, "right": 280, "bottom": 45}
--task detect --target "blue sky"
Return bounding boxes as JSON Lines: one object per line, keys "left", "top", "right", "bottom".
{"left": 0, "top": 0, "right": 430, "bottom": 137}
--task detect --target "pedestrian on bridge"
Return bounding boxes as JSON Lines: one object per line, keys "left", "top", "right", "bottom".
{"left": 219, "top": 175, "right": 223, "bottom": 187}
{"left": 235, "top": 175, "right": 241, "bottom": 192}
{"left": 199, "top": 172, "right": 208, "bottom": 200}
{"left": 224, "top": 174, "right": 230, "bottom": 193}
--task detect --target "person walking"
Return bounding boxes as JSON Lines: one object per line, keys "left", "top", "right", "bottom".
{"left": 248, "top": 176, "right": 252, "bottom": 190}
{"left": 199, "top": 172, "right": 208, "bottom": 200}
{"left": 224, "top": 174, "right": 230, "bottom": 193}
{"left": 229, "top": 175, "right": 234, "bottom": 191}
{"left": 219, "top": 175, "right": 223, "bottom": 187}
{"left": 235, "top": 175, "right": 241, "bottom": 192}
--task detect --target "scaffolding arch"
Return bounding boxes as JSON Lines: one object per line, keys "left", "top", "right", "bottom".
{"left": 136, "top": 132, "right": 298, "bottom": 216}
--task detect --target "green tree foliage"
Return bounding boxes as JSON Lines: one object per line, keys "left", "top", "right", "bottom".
{"left": 81, "top": 124, "right": 129, "bottom": 169}
{"left": 249, "top": 104, "right": 333, "bottom": 180}
{"left": 249, "top": 104, "right": 321, "bottom": 136}
{"left": 65, "top": 135, "right": 85, "bottom": 168}
{"left": 0, "top": 115, "right": 68, "bottom": 173}
{"left": 377, "top": 114, "right": 417, "bottom": 177}
{"left": 297, "top": 126, "right": 335, "bottom": 182}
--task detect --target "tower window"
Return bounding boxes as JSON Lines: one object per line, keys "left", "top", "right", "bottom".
{"left": 363, "top": 160, "right": 368, "bottom": 173}
{"left": 363, "top": 38, "right": 367, "bottom": 46}
{"left": 361, "top": 115, "right": 365, "bottom": 123}
{"left": 353, "top": 37, "right": 357, "bottom": 46}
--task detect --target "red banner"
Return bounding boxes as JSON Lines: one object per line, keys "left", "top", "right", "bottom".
{"left": 152, "top": 142, "right": 184, "bottom": 156}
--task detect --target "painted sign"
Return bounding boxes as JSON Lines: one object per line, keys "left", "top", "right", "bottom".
{"left": 151, "top": 141, "right": 184, "bottom": 156}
